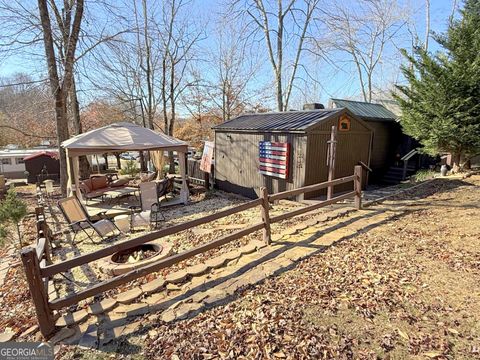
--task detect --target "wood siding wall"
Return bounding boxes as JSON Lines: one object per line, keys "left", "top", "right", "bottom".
{"left": 215, "top": 131, "right": 307, "bottom": 198}
{"left": 304, "top": 114, "right": 372, "bottom": 198}
{"left": 365, "top": 121, "right": 403, "bottom": 181}
{"left": 214, "top": 111, "right": 372, "bottom": 200}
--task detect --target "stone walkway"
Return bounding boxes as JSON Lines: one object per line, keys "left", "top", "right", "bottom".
{"left": 44, "top": 200, "right": 409, "bottom": 351}
{"left": 0, "top": 246, "right": 20, "bottom": 287}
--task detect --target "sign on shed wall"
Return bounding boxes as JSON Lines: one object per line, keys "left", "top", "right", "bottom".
{"left": 200, "top": 141, "right": 214, "bottom": 173}
{"left": 259, "top": 141, "right": 290, "bottom": 179}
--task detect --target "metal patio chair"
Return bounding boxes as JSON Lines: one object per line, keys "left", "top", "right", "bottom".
{"left": 129, "top": 181, "right": 165, "bottom": 231}
{"left": 157, "top": 177, "right": 174, "bottom": 200}
{"left": 58, "top": 196, "right": 120, "bottom": 243}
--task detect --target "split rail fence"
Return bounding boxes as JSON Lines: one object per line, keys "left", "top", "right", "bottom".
{"left": 22, "top": 166, "right": 362, "bottom": 338}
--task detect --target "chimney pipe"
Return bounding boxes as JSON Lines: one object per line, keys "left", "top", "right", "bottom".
{"left": 303, "top": 103, "right": 324, "bottom": 110}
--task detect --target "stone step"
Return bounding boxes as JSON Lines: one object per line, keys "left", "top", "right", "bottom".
{"left": 54, "top": 205, "right": 387, "bottom": 341}
{"left": 87, "top": 298, "right": 117, "bottom": 315}
{"left": 54, "top": 240, "right": 268, "bottom": 328}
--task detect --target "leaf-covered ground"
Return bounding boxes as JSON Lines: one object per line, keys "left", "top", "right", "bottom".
{"left": 136, "top": 177, "right": 480, "bottom": 359}
{"left": 31, "top": 175, "right": 480, "bottom": 358}
{"left": 0, "top": 185, "right": 42, "bottom": 336}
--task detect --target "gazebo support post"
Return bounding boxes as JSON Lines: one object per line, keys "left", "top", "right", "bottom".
{"left": 178, "top": 151, "right": 189, "bottom": 204}
{"left": 66, "top": 150, "right": 73, "bottom": 196}
{"left": 72, "top": 156, "right": 83, "bottom": 202}
{"left": 66, "top": 151, "right": 83, "bottom": 201}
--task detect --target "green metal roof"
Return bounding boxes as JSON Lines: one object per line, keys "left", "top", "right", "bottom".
{"left": 330, "top": 98, "right": 398, "bottom": 122}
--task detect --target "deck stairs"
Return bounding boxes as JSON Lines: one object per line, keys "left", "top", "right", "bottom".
{"left": 381, "top": 165, "right": 416, "bottom": 184}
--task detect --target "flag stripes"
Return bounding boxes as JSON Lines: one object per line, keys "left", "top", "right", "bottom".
{"left": 259, "top": 141, "right": 290, "bottom": 179}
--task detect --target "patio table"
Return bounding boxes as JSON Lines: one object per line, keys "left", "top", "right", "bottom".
{"left": 102, "top": 186, "right": 139, "bottom": 203}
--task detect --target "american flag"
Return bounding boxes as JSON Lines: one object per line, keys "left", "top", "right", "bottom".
{"left": 259, "top": 141, "right": 290, "bottom": 179}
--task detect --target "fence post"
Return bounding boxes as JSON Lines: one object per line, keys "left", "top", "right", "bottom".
{"left": 35, "top": 206, "right": 45, "bottom": 221}
{"left": 354, "top": 165, "right": 363, "bottom": 210}
{"left": 41, "top": 222, "right": 53, "bottom": 264}
{"left": 36, "top": 219, "right": 52, "bottom": 264}
{"left": 260, "top": 187, "right": 271, "bottom": 245}
{"left": 203, "top": 170, "right": 210, "bottom": 190}
{"left": 21, "top": 248, "right": 55, "bottom": 338}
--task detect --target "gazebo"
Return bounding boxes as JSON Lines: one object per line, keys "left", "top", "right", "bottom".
{"left": 61, "top": 122, "right": 189, "bottom": 204}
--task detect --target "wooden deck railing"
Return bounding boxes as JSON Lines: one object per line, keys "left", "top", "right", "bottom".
{"left": 22, "top": 165, "right": 362, "bottom": 338}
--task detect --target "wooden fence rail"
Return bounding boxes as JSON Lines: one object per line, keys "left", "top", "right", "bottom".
{"left": 50, "top": 222, "right": 265, "bottom": 310}
{"left": 40, "top": 198, "right": 263, "bottom": 278}
{"left": 22, "top": 165, "right": 362, "bottom": 338}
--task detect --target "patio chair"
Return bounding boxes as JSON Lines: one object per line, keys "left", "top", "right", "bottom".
{"left": 157, "top": 177, "right": 174, "bottom": 199}
{"left": 58, "top": 196, "right": 120, "bottom": 243}
{"left": 129, "top": 181, "right": 165, "bottom": 230}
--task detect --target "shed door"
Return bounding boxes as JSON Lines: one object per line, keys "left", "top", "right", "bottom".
{"left": 304, "top": 131, "right": 371, "bottom": 199}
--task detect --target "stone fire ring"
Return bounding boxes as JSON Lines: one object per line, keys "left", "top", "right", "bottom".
{"left": 99, "top": 242, "right": 173, "bottom": 276}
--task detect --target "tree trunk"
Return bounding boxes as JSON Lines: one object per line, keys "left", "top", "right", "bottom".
{"left": 139, "top": 151, "right": 147, "bottom": 172}
{"left": 451, "top": 152, "right": 461, "bottom": 173}
{"left": 115, "top": 153, "right": 122, "bottom": 169}
{"left": 168, "top": 151, "right": 175, "bottom": 174}
{"left": 276, "top": 1, "right": 284, "bottom": 111}
{"left": 162, "top": 59, "right": 169, "bottom": 135}
{"left": 70, "top": 78, "right": 90, "bottom": 179}
{"left": 38, "top": 0, "right": 84, "bottom": 196}
{"left": 54, "top": 93, "right": 69, "bottom": 196}
{"left": 103, "top": 154, "right": 109, "bottom": 170}
{"left": 276, "top": 72, "right": 283, "bottom": 111}
{"left": 460, "top": 152, "right": 471, "bottom": 170}
{"left": 142, "top": 0, "right": 155, "bottom": 130}
{"left": 70, "top": 78, "right": 82, "bottom": 135}
{"left": 168, "top": 61, "right": 176, "bottom": 173}
{"left": 16, "top": 222, "right": 22, "bottom": 249}
{"left": 38, "top": 0, "right": 70, "bottom": 195}
{"left": 368, "top": 72, "right": 373, "bottom": 103}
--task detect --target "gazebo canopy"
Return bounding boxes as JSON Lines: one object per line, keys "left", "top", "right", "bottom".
{"left": 62, "top": 122, "right": 187, "bottom": 156}
{"left": 61, "top": 122, "right": 189, "bottom": 204}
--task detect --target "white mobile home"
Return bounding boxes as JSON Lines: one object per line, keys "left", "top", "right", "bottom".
{"left": 0, "top": 145, "right": 57, "bottom": 179}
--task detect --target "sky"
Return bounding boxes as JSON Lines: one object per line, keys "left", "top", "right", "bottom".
{"left": 0, "top": 0, "right": 459, "bottom": 110}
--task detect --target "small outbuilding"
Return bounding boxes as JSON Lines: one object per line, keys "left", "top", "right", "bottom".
{"left": 329, "top": 99, "right": 415, "bottom": 182}
{"left": 213, "top": 108, "right": 373, "bottom": 200}
{"left": 24, "top": 151, "right": 60, "bottom": 184}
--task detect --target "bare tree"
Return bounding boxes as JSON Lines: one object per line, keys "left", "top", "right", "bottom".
{"left": 325, "top": 0, "right": 405, "bottom": 103}
{"left": 0, "top": 0, "right": 130, "bottom": 188}
{"left": 158, "top": 0, "right": 203, "bottom": 172}
{"left": 198, "top": 15, "right": 265, "bottom": 122}
{"left": 181, "top": 69, "right": 211, "bottom": 122}
{"left": 232, "top": 0, "right": 320, "bottom": 112}
{"left": 133, "top": 0, "right": 157, "bottom": 129}
{"left": 38, "top": 0, "right": 84, "bottom": 195}
{"left": 87, "top": 35, "right": 149, "bottom": 125}
{"left": 0, "top": 74, "right": 55, "bottom": 146}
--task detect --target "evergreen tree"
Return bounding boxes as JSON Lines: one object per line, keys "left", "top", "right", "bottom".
{"left": 394, "top": 0, "right": 480, "bottom": 169}
{"left": 0, "top": 188, "right": 27, "bottom": 248}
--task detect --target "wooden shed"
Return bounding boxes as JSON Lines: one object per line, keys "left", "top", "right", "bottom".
{"left": 24, "top": 151, "right": 59, "bottom": 184}
{"left": 329, "top": 99, "right": 408, "bottom": 182}
{"left": 213, "top": 108, "right": 373, "bottom": 200}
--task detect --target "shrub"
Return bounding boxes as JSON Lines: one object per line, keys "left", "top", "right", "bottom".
{"left": 119, "top": 159, "right": 139, "bottom": 177}
{"left": 0, "top": 188, "right": 27, "bottom": 248}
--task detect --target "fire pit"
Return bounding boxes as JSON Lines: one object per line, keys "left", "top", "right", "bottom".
{"left": 112, "top": 244, "right": 161, "bottom": 264}
{"left": 100, "top": 242, "right": 173, "bottom": 275}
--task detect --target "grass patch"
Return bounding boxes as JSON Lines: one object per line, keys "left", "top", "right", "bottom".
{"left": 412, "top": 169, "right": 437, "bottom": 182}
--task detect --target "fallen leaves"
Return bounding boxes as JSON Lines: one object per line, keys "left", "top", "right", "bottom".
{"left": 142, "top": 176, "right": 480, "bottom": 359}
